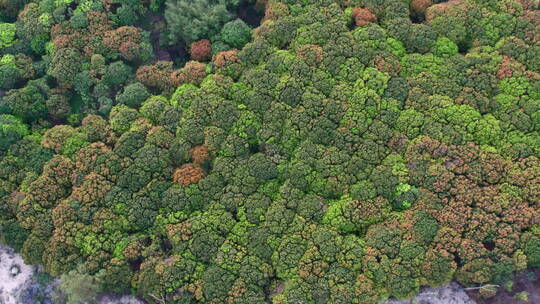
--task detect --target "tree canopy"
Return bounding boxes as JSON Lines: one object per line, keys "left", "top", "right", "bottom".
{"left": 0, "top": 0, "right": 539, "bottom": 303}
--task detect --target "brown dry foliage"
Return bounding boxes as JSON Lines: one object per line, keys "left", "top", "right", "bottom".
{"left": 497, "top": 55, "right": 526, "bottom": 79}
{"left": 70, "top": 173, "right": 113, "bottom": 205}
{"left": 50, "top": 11, "right": 113, "bottom": 57}
{"left": 136, "top": 61, "right": 175, "bottom": 92}
{"left": 170, "top": 61, "right": 207, "bottom": 86}
{"left": 173, "top": 164, "right": 205, "bottom": 186}
{"left": 190, "top": 145, "right": 210, "bottom": 165}
{"left": 166, "top": 221, "right": 192, "bottom": 243}
{"left": 190, "top": 39, "right": 212, "bottom": 62}
{"left": 351, "top": 7, "right": 377, "bottom": 27}
{"left": 410, "top": 0, "right": 433, "bottom": 17}
{"left": 212, "top": 50, "right": 239, "bottom": 69}
{"left": 103, "top": 26, "right": 143, "bottom": 60}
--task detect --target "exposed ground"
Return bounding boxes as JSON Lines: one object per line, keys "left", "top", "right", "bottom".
{"left": 467, "top": 269, "right": 540, "bottom": 304}
{"left": 0, "top": 245, "right": 144, "bottom": 304}
{"left": 382, "top": 282, "right": 476, "bottom": 304}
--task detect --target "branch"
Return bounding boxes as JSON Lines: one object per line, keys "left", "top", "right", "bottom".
{"left": 148, "top": 293, "right": 166, "bottom": 304}
{"left": 464, "top": 284, "right": 500, "bottom": 291}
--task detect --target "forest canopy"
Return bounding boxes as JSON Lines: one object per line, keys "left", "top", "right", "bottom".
{"left": 0, "top": 0, "right": 539, "bottom": 303}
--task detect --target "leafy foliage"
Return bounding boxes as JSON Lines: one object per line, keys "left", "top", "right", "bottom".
{"left": 0, "top": 0, "right": 539, "bottom": 303}
{"left": 165, "top": 0, "right": 239, "bottom": 44}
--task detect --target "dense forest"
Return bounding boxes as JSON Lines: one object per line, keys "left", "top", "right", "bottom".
{"left": 0, "top": 0, "right": 539, "bottom": 303}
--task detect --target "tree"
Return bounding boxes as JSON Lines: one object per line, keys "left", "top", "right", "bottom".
{"left": 139, "top": 95, "right": 169, "bottom": 124}
{"left": 47, "top": 48, "right": 83, "bottom": 85}
{"left": 410, "top": 0, "right": 433, "bottom": 22}
{"left": 80, "top": 114, "right": 113, "bottom": 143}
{"left": 116, "top": 82, "right": 150, "bottom": 108}
{"left": 0, "top": 0, "right": 29, "bottom": 22}
{"left": 522, "top": 233, "right": 540, "bottom": 267}
{"left": 45, "top": 92, "right": 71, "bottom": 121}
{"left": 109, "top": 104, "right": 140, "bottom": 134}
{"left": 58, "top": 266, "right": 103, "bottom": 304}
{"left": 41, "top": 125, "right": 78, "bottom": 154}
{"left": 171, "top": 61, "right": 207, "bottom": 86}
{"left": 219, "top": 19, "right": 252, "bottom": 49}
{"left": 433, "top": 37, "right": 458, "bottom": 57}
{"left": 190, "top": 39, "right": 212, "bottom": 61}
{"left": 103, "top": 26, "right": 152, "bottom": 62}
{"left": 0, "top": 23, "right": 16, "bottom": 49}
{"left": 421, "top": 249, "right": 456, "bottom": 287}
{"left": 102, "top": 61, "right": 133, "bottom": 88}
{"left": 136, "top": 61, "right": 175, "bottom": 93}
{"left": 0, "top": 114, "right": 28, "bottom": 153}
{"left": 0, "top": 54, "right": 21, "bottom": 90}
{"left": 352, "top": 7, "right": 377, "bottom": 27}
{"left": 406, "top": 24, "right": 436, "bottom": 54}
{"left": 165, "top": 0, "right": 238, "bottom": 44}
{"left": 0, "top": 220, "right": 28, "bottom": 251}
{"left": 173, "top": 163, "right": 205, "bottom": 186}
{"left": 0, "top": 0, "right": 539, "bottom": 302}
{"left": 0, "top": 79, "right": 48, "bottom": 122}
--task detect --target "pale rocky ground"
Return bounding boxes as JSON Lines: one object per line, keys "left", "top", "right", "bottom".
{"left": 0, "top": 245, "right": 144, "bottom": 304}
{"left": 0, "top": 245, "right": 35, "bottom": 304}
{"left": 2, "top": 244, "right": 477, "bottom": 304}
{"left": 95, "top": 294, "right": 145, "bottom": 304}
{"left": 381, "top": 282, "right": 477, "bottom": 304}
